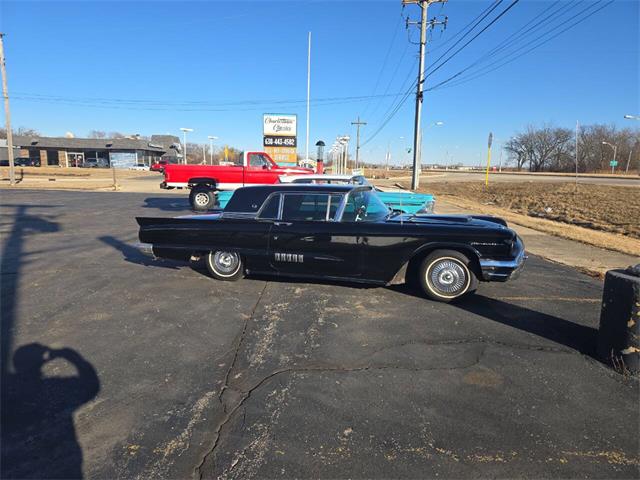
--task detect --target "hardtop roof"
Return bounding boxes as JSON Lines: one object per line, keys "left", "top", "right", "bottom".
{"left": 224, "top": 184, "right": 363, "bottom": 213}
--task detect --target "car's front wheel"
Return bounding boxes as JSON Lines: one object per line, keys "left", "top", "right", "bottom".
{"left": 418, "top": 250, "right": 477, "bottom": 302}
{"left": 190, "top": 186, "right": 216, "bottom": 212}
{"left": 205, "top": 251, "right": 244, "bottom": 281}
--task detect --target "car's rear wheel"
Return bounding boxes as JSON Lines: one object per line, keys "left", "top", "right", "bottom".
{"left": 418, "top": 250, "right": 477, "bottom": 302}
{"left": 190, "top": 186, "right": 215, "bottom": 212}
{"left": 205, "top": 251, "right": 244, "bottom": 281}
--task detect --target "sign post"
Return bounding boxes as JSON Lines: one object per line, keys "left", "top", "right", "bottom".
{"left": 610, "top": 160, "right": 618, "bottom": 174}
{"left": 263, "top": 114, "right": 298, "bottom": 166}
{"left": 485, "top": 132, "right": 493, "bottom": 188}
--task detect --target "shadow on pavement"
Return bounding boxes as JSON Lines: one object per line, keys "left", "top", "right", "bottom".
{"left": 142, "top": 197, "right": 191, "bottom": 212}
{"left": 1, "top": 205, "right": 99, "bottom": 478}
{"left": 390, "top": 284, "right": 598, "bottom": 357}
{"left": 1, "top": 204, "right": 60, "bottom": 371}
{"left": 1, "top": 344, "right": 100, "bottom": 479}
{"left": 99, "top": 235, "right": 181, "bottom": 269}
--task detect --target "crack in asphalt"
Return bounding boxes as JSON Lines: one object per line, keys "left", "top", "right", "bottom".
{"left": 193, "top": 332, "right": 613, "bottom": 479}
{"left": 193, "top": 281, "right": 269, "bottom": 479}
{"left": 194, "top": 343, "right": 489, "bottom": 479}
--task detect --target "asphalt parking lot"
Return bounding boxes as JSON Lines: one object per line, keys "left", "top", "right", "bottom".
{"left": 1, "top": 190, "right": 638, "bottom": 479}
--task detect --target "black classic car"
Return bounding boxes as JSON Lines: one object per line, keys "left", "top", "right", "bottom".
{"left": 137, "top": 184, "right": 526, "bottom": 302}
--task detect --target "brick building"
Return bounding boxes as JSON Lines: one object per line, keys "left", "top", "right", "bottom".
{"left": 12, "top": 134, "right": 182, "bottom": 168}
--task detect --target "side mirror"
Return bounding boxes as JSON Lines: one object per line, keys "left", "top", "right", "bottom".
{"left": 262, "top": 164, "right": 269, "bottom": 170}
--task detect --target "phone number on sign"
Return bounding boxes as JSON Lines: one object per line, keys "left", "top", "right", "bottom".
{"left": 264, "top": 136, "right": 297, "bottom": 147}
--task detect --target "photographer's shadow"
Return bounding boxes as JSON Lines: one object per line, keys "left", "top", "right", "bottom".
{"left": 1, "top": 343, "right": 100, "bottom": 479}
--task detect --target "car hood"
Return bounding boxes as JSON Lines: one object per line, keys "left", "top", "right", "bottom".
{"left": 386, "top": 214, "right": 508, "bottom": 229}
{"left": 273, "top": 167, "right": 314, "bottom": 175}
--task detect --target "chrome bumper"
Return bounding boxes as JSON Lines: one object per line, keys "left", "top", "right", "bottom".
{"left": 479, "top": 237, "right": 527, "bottom": 282}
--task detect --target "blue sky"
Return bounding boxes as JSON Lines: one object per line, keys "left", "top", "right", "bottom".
{"left": 2, "top": 0, "right": 638, "bottom": 166}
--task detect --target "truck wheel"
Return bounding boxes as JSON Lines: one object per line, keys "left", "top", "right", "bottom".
{"left": 205, "top": 251, "right": 244, "bottom": 281}
{"left": 418, "top": 250, "right": 478, "bottom": 302}
{"left": 190, "top": 186, "right": 215, "bottom": 212}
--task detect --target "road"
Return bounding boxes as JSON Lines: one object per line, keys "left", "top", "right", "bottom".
{"left": 383, "top": 171, "right": 640, "bottom": 187}
{"left": 1, "top": 190, "right": 638, "bottom": 479}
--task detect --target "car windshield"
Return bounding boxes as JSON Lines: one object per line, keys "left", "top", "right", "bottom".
{"left": 341, "top": 189, "right": 389, "bottom": 222}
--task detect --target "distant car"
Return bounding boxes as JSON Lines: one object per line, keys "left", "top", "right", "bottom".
{"left": 0, "top": 157, "right": 40, "bottom": 167}
{"left": 82, "top": 159, "right": 99, "bottom": 168}
{"left": 150, "top": 160, "right": 168, "bottom": 172}
{"left": 15, "top": 157, "right": 41, "bottom": 167}
{"left": 278, "top": 174, "right": 436, "bottom": 215}
{"left": 129, "top": 163, "right": 150, "bottom": 171}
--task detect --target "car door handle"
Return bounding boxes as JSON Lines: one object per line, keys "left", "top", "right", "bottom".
{"left": 274, "top": 221, "right": 292, "bottom": 226}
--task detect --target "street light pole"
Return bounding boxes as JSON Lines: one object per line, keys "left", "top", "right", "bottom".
{"left": 208, "top": 135, "right": 218, "bottom": 165}
{"left": 180, "top": 127, "right": 193, "bottom": 164}
{"left": 602, "top": 141, "right": 618, "bottom": 174}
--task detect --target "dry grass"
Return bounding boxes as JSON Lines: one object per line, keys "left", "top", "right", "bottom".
{"left": 394, "top": 181, "right": 640, "bottom": 256}
{"left": 416, "top": 181, "right": 640, "bottom": 239}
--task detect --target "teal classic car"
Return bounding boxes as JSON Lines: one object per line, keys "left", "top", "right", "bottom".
{"left": 214, "top": 174, "right": 435, "bottom": 214}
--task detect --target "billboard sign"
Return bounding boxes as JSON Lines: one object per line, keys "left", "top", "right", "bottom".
{"left": 264, "top": 114, "right": 297, "bottom": 165}
{"left": 263, "top": 114, "right": 297, "bottom": 136}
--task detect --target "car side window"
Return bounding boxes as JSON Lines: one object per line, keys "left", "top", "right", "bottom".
{"left": 249, "top": 154, "right": 269, "bottom": 168}
{"left": 281, "top": 194, "right": 336, "bottom": 221}
{"left": 258, "top": 195, "right": 280, "bottom": 219}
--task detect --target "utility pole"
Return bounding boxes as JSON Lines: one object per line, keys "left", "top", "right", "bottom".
{"left": 625, "top": 145, "right": 634, "bottom": 174}
{"left": 385, "top": 141, "right": 391, "bottom": 171}
{"left": 403, "top": 0, "right": 447, "bottom": 191}
{"left": 351, "top": 116, "right": 367, "bottom": 170}
{"left": 575, "top": 120, "right": 579, "bottom": 185}
{"left": 0, "top": 33, "right": 15, "bottom": 186}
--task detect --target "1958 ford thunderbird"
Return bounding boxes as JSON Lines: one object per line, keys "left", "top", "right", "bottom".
{"left": 137, "top": 184, "right": 526, "bottom": 302}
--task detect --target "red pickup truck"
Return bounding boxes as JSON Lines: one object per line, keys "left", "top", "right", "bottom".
{"left": 161, "top": 151, "right": 314, "bottom": 211}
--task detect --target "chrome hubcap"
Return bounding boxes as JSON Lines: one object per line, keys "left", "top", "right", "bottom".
{"left": 429, "top": 259, "right": 467, "bottom": 295}
{"left": 194, "top": 192, "right": 209, "bottom": 206}
{"left": 213, "top": 251, "right": 239, "bottom": 274}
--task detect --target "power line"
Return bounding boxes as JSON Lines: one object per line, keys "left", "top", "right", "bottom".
{"left": 425, "top": 0, "right": 505, "bottom": 72}
{"left": 425, "top": 0, "right": 521, "bottom": 80}
{"left": 426, "top": 0, "right": 581, "bottom": 88}
{"left": 360, "top": 89, "right": 414, "bottom": 148}
{"left": 11, "top": 91, "right": 411, "bottom": 112}
{"left": 427, "top": 0, "right": 505, "bottom": 54}
{"left": 360, "top": 13, "right": 404, "bottom": 118}
{"left": 367, "top": 41, "right": 411, "bottom": 119}
{"left": 363, "top": 0, "right": 519, "bottom": 153}
{"left": 428, "top": 0, "right": 612, "bottom": 91}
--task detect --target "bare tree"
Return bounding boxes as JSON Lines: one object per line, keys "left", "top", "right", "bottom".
{"left": 505, "top": 123, "right": 640, "bottom": 173}
{"left": 87, "top": 130, "right": 107, "bottom": 138}
{"left": 0, "top": 127, "right": 40, "bottom": 139}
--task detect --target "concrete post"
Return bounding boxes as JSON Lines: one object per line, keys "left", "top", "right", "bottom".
{"left": 597, "top": 265, "right": 640, "bottom": 374}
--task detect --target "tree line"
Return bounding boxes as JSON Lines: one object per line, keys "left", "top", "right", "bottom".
{"left": 504, "top": 124, "right": 640, "bottom": 173}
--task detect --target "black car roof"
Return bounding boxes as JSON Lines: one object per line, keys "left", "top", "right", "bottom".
{"left": 224, "top": 184, "right": 360, "bottom": 213}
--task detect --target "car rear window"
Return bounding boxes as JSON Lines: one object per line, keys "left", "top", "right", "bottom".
{"left": 258, "top": 195, "right": 280, "bottom": 219}
{"left": 281, "top": 194, "right": 342, "bottom": 221}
